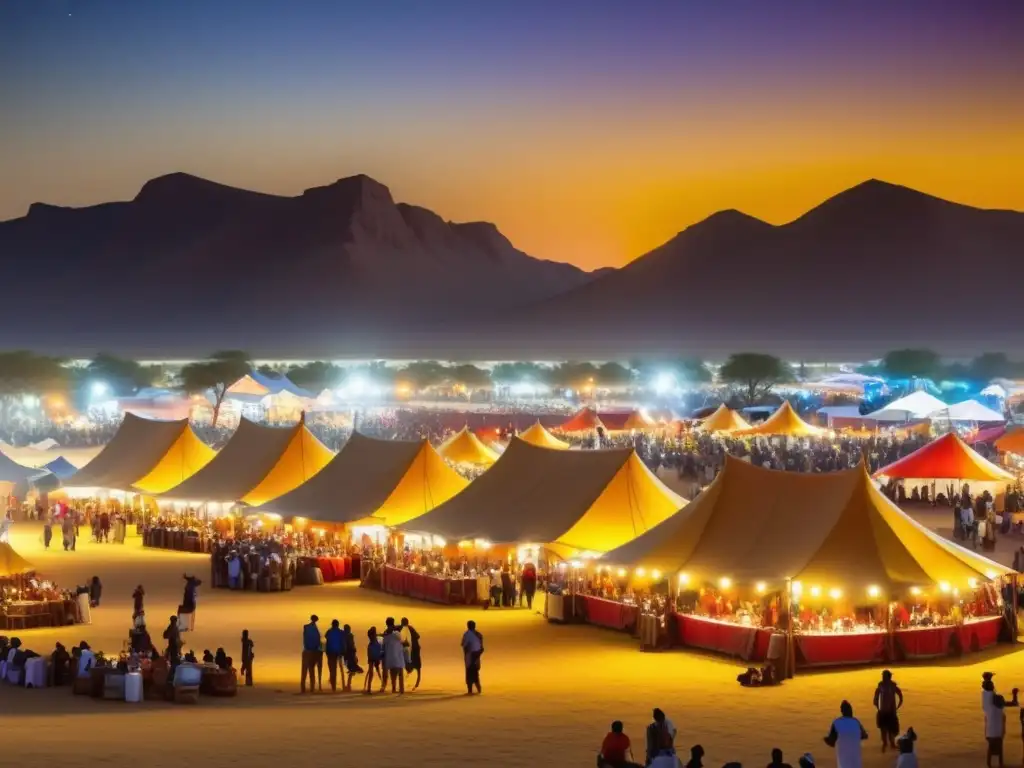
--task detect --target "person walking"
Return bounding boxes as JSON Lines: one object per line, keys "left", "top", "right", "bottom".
{"left": 823, "top": 700, "right": 868, "bottom": 768}
{"left": 240, "top": 629, "right": 254, "bottom": 686}
{"left": 363, "top": 626, "right": 383, "bottom": 694}
{"left": 324, "top": 619, "right": 344, "bottom": 692}
{"left": 461, "top": 619, "right": 483, "bottom": 695}
{"left": 521, "top": 561, "right": 537, "bottom": 609}
{"left": 342, "top": 623, "right": 360, "bottom": 692}
{"left": 300, "top": 614, "right": 321, "bottom": 693}
{"left": 400, "top": 617, "right": 422, "bottom": 689}
{"left": 873, "top": 669, "right": 904, "bottom": 752}
{"left": 43, "top": 515, "right": 52, "bottom": 549}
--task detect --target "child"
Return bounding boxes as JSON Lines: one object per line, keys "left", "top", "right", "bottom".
{"left": 363, "top": 627, "right": 382, "bottom": 694}
{"left": 896, "top": 728, "right": 918, "bottom": 768}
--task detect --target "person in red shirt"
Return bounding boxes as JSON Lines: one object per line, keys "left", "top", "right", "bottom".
{"left": 599, "top": 720, "right": 641, "bottom": 768}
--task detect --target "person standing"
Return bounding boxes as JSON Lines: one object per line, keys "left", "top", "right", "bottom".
{"left": 400, "top": 617, "right": 422, "bottom": 690}
{"left": 43, "top": 514, "right": 53, "bottom": 550}
{"left": 342, "top": 624, "right": 359, "bottom": 692}
{"left": 461, "top": 619, "right": 483, "bottom": 694}
{"left": 521, "top": 561, "right": 537, "bottom": 609}
{"left": 324, "top": 619, "right": 344, "bottom": 692}
{"left": 162, "top": 615, "right": 181, "bottom": 668}
{"left": 873, "top": 670, "right": 904, "bottom": 752}
{"left": 240, "top": 629, "right": 254, "bottom": 687}
{"left": 300, "top": 614, "right": 321, "bottom": 693}
{"left": 363, "top": 627, "right": 383, "bottom": 694}
{"left": 823, "top": 700, "right": 868, "bottom": 768}
{"left": 645, "top": 708, "right": 676, "bottom": 765}
{"left": 382, "top": 617, "right": 405, "bottom": 694}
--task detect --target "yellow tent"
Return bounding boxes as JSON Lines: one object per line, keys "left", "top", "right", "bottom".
{"left": 401, "top": 438, "right": 685, "bottom": 556}
{"left": 240, "top": 421, "right": 334, "bottom": 506}
{"left": 699, "top": 404, "right": 751, "bottom": 433}
{"left": 518, "top": 421, "right": 570, "bottom": 450}
{"left": 733, "top": 401, "right": 824, "bottom": 437}
{"left": 437, "top": 427, "right": 500, "bottom": 466}
{"left": 602, "top": 455, "right": 1012, "bottom": 591}
{"left": 133, "top": 426, "right": 217, "bottom": 494}
{"left": 259, "top": 432, "right": 468, "bottom": 527}
{"left": 0, "top": 542, "right": 34, "bottom": 577}
{"left": 621, "top": 409, "right": 657, "bottom": 431}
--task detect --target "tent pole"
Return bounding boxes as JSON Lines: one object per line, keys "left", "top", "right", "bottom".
{"left": 784, "top": 578, "right": 795, "bottom": 679}
{"left": 1012, "top": 574, "right": 1019, "bottom": 643}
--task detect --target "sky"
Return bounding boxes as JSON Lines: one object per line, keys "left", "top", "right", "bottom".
{"left": 2, "top": 0, "right": 1023, "bottom": 269}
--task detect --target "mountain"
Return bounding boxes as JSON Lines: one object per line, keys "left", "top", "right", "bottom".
{"left": 0, "top": 172, "right": 596, "bottom": 355}
{"left": 481, "top": 180, "right": 1024, "bottom": 358}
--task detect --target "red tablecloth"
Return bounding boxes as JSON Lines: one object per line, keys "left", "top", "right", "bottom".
{"left": 583, "top": 596, "right": 639, "bottom": 631}
{"left": 299, "top": 556, "right": 357, "bottom": 583}
{"left": 959, "top": 616, "right": 1003, "bottom": 652}
{"left": 896, "top": 625, "right": 956, "bottom": 658}
{"left": 797, "top": 632, "right": 887, "bottom": 667}
{"left": 383, "top": 566, "right": 449, "bottom": 604}
{"left": 673, "top": 614, "right": 774, "bottom": 661}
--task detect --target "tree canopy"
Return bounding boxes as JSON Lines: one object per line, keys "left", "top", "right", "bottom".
{"left": 286, "top": 361, "right": 343, "bottom": 393}
{"left": 179, "top": 350, "right": 251, "bottom": 426}
{"left": 0, "top": 351, "right": 69, "bottom": 398}
{"left": 881, "top": 348, "right": 941, "bottom": 380}
{"left": 86, "top": 353, "right": 161, "bottom": 394}
{"left": 718, "top": 353, "right": 792, "bottom": 403}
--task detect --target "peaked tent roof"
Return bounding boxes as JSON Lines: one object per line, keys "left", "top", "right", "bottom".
{"left": 0, "top": 542, "right": 35, "bottom": 577}
{"left": 518, "top": 421, "right": 570, "bottom": 450}
{"left": 967, "top": 426, "right": 1007, "bottom": 446}
{"left": 133, "top": 424, "right": 216, "bottom": 494}
{"left": 621, "top": 410, "right": 657, "bottom": 431}
{"left": 601, "top": 456, "right": 1012, "bottom": 589}
{"left": 866, "top": 391, "right": 947, "bottom": 422}
{"left": 155, "top": 418, "right": 305, "bottom": 502}
{"left": 699, "top": 404, "right": 751, "bottom": 433}
{"left": 559, "top": 407, "right": 604, "bottom": 432}
{"left": 43, "top": 456, "right": 78, "bottom": 480}
{"left": 928, "top": 399, "right": 1005, "bottom": 423}
{"left": 401, "top": 438, "right": 685, "bottom": 554}
{"left": 0, "top": 450, "right": 42, "bottom": 485}
{"left": 259, "top": 432, "right": 468, "bottom": 526}
{"left": 995, "top": 428, "right": 1024, "bottom": 455}
{"left": 437, "top": 428, "right": 500, "bottom": 466}
{"left": 66, "top": 413, "right": 208, "bottom": 491}
{"left": 239, "top": 421, "right": 334, "bottom": 506}
{"left": 733, "top": 401, "right": 824, "bottom": 437}
{"left": 873, "top": 432, "right": 1014, "bottom": 482}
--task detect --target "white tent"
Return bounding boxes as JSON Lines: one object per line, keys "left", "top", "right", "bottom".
{"left": 866, "top": 391, "right": 947, "bottom": 422}
{"left": 928, "top": 399, "right": 1005, "bottom": 423}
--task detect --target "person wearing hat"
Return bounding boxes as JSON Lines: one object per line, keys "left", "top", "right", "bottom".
{"left": 301, "top": 614, "right": 321, "bottom": 693}
{"left": 798, "top": 755, "right": 815, "bottom": 768}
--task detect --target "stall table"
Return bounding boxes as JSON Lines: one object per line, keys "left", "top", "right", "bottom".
{"left": 672, "top": 613, "right": 775, "bottom": 661}
{"left": 582, "top": 595, "right": 640, "bottom": 632}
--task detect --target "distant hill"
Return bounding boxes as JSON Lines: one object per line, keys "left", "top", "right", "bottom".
{"left": 477, "top": 180, "right": 1024, "bottom": 358}
{"left": 1, "top": 176, "right": 1020, "bottom": 358}
{"left": 0, "top": 172, "right": 597, "bottom": 355}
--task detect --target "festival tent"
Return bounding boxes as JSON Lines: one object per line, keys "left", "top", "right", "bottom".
{"left": 995, "top": 428, "right": 1024, "bottom": 455}
{"left": 928, "top": 400, "right": 1006, "bottom": 423}
{"left": 733, "top": 401, "right": 824, "bottom": 437}
{"left": 866, "top": 391, "right": 947, "bottom": 422}
{"left": 239, "top": 418, "right": 334, "bottom": 507}
{"left": 873, "top": 433, "right": 1014, "bottom": 483}
{"left": 65, "top": 413, "right": 214, "bottom": 493}
{"left": 621, "top": 410, "right": 658, "bottom": 431}
{"left": 559, "top": 407, "right": 604, "bottom": 433}
{"left": 967, "top": 426, "right": 1007, "bottom": 446}
{"left": 0, "top": 543, "right": 34, "bottom": 578}
{"left": 259, "top": 432, "right": 468, "bottom": 526}
{"left": 155, "top": 418, "right": 310, "bottom": 503}
{"left": 518, "top": 421, "right": 570, "bottom": 450}
{"left": 42, "top": 456, "right": 78, "bottom": 480}
{"left": 400, "top": 438, "right": 685, "bottom": 556}
{"left": 699, "top": 404, "right": 751, "bottom": 433}
{"left": 600, "top": 456, "right": 1011, "bottom": 590}
{"left": 0, "top": 450, "right": 44, "bottom": 486}
{"left": 437, "top": 427, "right": 500, "bottom": 466}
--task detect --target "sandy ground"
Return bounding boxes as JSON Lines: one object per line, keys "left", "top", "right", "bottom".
{"left": 4, "top": 519, "right": 1024, "bottom": 768}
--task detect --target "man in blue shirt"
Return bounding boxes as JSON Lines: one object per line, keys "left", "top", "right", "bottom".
{"left": 324, "top": 619, "right": 344, "bottom": 692}
{"left": 301, "top": 614, "right": 321, "bottom": 693}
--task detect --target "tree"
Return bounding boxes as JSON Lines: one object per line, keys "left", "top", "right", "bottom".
{"left": 178, "top": 350, "right": 251, "bottom": 426}
{"left": 86, "top": 352, "right": 160, "bottom": 395}
{"left": 398, "top": 361, "right": 448, "bottom": 390}
{"left": 548, "top": 362, "right": 598, "bottom": 390}
{"left": 881, "top": 349, "right": 941, "bottom": 381}
{"left": 969, "top": 352, "right": 1017, "bottom": 382}
{"left": 595, "top": 362, "right": 633, "bottom": 388}
{"left": 286, "top": 361, "right": 343, "bottom": 393}
{"left": 491, "top": 362, "right": 547, "bottom": 385}
{"left": 449, "top": 364, "right": 491, "bottom": 389}
{"left": 0, "top": 351, "right": 69, "bottom": 420}
{"left": 718, "top": 353, "right": 792, "bottom": 403}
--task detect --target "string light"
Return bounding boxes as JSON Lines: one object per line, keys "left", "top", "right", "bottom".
{"left": 791, "top": 581, "right": 803, "bottom": 597}
{"left": 678, "top": 573, "right": 690, "bottom": 585}
{"left": 755, "top": 581, "right": 767, "bottom": 594}
{"left": 968, "top": 578, "right": 978, "bottom": 589}
{"left": 867, "top": 585, "right": 881, "bottom": 599}
{"left": 651, "top": 569, "right": 662, "bottom": 580}
{"left": 829, "top": 588, "right": 842, "bottom": 600}
{"left": 719, "top": 577, "right": 731, "bottom": 589}
{"left": 986, "top": 569, "right": 997, "bottom": 579}
{"left": 910, "top": 587, "right": 922, "bottom": 596}
{"left": 939, "top": 581, "right": 951, "bottom": 594}
{"left": 636, "top": 567, "right": 646, "bottom": 577}
{"left": 570, "top": 561, "right": 582, "bottom": 569}
{"left": 617, "top": 568, "right": 627, "bottom": 578}
{"left": 810, "top": 585, "right": 821, "bottom": 598}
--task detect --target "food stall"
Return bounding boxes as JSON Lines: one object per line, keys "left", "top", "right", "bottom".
{"left": 0, "top": 543, "right": 80, "bottom": 629}
{"left": 592, "top": 457, "right": 1016, "bottom": 671}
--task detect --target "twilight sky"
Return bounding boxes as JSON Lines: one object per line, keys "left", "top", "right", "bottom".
{"left": 2, "top": 0, "right": 1022, "bottom": 269}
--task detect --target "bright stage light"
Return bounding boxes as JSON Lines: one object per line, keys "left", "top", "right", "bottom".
{"left": 652, "top": 373, "right": 676, "bottom": 395}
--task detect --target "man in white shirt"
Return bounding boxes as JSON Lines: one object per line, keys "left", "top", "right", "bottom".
{"left": 823, "top": 700, "right": 868, "bottom": 768}
{"left": 77, "top": 642, "right": 96, "bottom": 677}
{"left": 460, "top": 620, "right": 483, "bottom": 695}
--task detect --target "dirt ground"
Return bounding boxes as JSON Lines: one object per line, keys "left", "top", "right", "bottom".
{"left": 4, "top": 517, "right": 1024, "bottom": 768}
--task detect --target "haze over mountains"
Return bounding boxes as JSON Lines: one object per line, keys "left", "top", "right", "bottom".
{"left": 1, "top": 175, "right": 1020, "bottom": 358}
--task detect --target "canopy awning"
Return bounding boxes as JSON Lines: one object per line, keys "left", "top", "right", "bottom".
{"left": 733, "top": 401, "right": 824, "bottom": 437}
{"left": 698, "top": 404, "right": 751, "bottom": 433}
{"left": 873, "top": 432, "right": 1014, "bottom": 483}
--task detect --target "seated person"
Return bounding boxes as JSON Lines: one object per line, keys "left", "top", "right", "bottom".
{"left": 598, "top": 720, "right": 641, "bottom": 768}
{"left": 51, "top": 642, "right": 72, "bottom": 686}
{"left": 77, "top": 641, "right": 96, "bottom": 677}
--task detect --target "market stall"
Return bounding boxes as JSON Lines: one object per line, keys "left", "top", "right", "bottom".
{"left": 593, "top": 456, "right": 1016, "bottom": 671}
{"left": 0, "top": 543, "right": 80, "bottom": 630}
